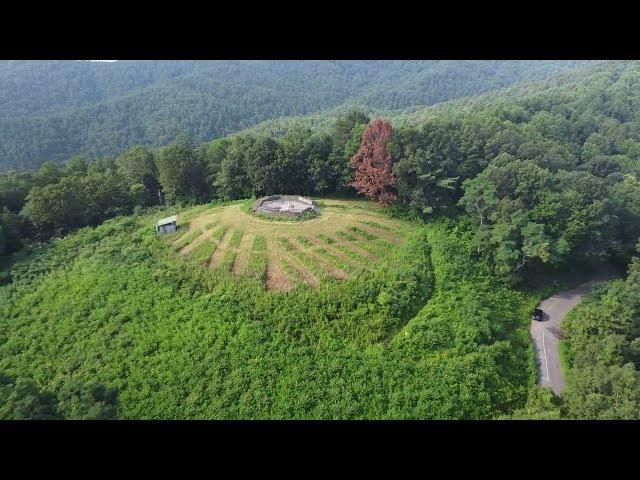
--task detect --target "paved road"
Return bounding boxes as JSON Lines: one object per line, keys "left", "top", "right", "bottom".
{"left": 530, "top": 280, "right": 604, "bottom": 396}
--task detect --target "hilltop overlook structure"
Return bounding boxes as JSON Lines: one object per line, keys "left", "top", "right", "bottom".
{"left": 253, "top": 195, "right": 319, "bottom": 218}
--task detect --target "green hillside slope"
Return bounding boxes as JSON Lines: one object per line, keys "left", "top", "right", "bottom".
{"left": 0, "top": 205, "right": 538, "bottom": 419}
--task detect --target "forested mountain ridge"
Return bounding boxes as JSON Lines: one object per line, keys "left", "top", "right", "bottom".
{"left": 0, "top": 60, "right": 592, "bottom": 171}
{"left": 239, "top": 59, "right": 625, "bottom": 139}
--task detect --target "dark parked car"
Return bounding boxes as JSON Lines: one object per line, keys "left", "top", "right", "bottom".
{"left": 531, "top": 308, "right": 544, "bottom": 322}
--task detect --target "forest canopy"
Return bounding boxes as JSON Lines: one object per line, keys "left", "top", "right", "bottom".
{"left": 0, "top": 60, "right": 591, "bottom": 171}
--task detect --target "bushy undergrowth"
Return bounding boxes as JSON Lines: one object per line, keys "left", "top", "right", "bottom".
{"left": 0, "top": 207, "right": 538, "bottom": 419}
{"left": 389, "top": 220, "right": 537, "bottom": 417}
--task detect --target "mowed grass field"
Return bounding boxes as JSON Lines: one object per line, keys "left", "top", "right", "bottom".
{"left": 166, "top": 199, "right": 417, "bottom": 292}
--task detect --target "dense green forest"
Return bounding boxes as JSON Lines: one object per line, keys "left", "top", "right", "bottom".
{"left": 0, "top": 60, "right": 590, "bottom": 171}
{"left": 1, "top": 59, "right": 640, "bottom": 419}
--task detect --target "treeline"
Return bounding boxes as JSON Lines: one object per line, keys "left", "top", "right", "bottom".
{"left": 0, "top": 60, "right": 590, "bottom": 171}
{"left": 0, "top": 111, "right": 370, "bottom": 251}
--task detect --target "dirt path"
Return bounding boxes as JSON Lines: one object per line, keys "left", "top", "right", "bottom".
{"left": 531, "top": 276, "right": 610, "bottom": 395}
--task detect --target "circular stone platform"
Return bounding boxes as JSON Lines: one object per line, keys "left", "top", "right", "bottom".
{"left": 253, "top": 195, "right": 319, "bottom": 218}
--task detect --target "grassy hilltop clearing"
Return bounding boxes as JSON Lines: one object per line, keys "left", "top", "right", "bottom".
{"left": 0, "top": 199, "right": 539, "bottom": 419}
{"left": 169, "top": 199, "right": 416, "bottom": 291}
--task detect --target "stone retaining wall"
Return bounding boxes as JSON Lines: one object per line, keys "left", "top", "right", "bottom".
{"left": 253, "top": 195, "right": 319, "bottom": 217}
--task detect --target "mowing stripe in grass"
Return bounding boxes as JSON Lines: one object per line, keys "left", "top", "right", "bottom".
{"left": 265, "top": 252, "right": 293, "bottom": 292}
{"left": 294, "top": 235, "right": 312, "bottom": 248}
{"left": 289, "top": 235, "right": 353, "bottom": 279}
{"left": 335, "top": 244, "right": 370, "bottom": 264}
{"left": 279, "top": 258, "right": 316, "bottom": 289}
{"left": 203, "top": 220, "right": 220, "bottom": 231}
{"left": 245, "top": 235, "right": 268, "bottom": 283}
{"left": 314, "top": 246, "right": 358, "bottom": 274}
{"left": 354, "top": 238, "right": 394, "bottom": 259}
{"left": 280, "top": 256, "right": 318, "bottom": 287}
{"left": 246, "top": 251, "right": 268, "bottom": 283}
{"left": 219, "top": 250, "right": 238, "bottom": 272}
{"left": 232, "top": 233, "right": 254, "bottom": 275}
{"left": 318, "top": 237, "right": 368, "bottom": 270}
{"left": 373, "top": 238, "right": 395, "bottom": 250}
{"left": 276, "top": 237, "right": 296, "bottom": 251}
{"left": 347, "top": 225, "right": 377, "bottom": 241}
{"left": 271, "top": 239, "right": 318, "bottom": 287}
{"left": 173, "top": 228, "right": 204, "bottom": 251}
{"left": 172, "top": 226, "right": 195, "bottom": 246}
{"left": 290, "top": 249, "right": 334, "bottom": 282}
{"left": 354, "top": 222, "right": 404, "bottom": 244}
{"left": 227, "top": 229, "right": 244, "bottom": 249}
{"left": 298, "top": 246, "right": 349, "bottom": 280}
{"left": 281, "top": 259, "right": 303, "bottom": 283}
{"left": 187, "top": 237, "right": 218, "bottom": 265}
{"left": 186, "top": 225, "right": 228, "bottom": 264}
{"left": 332, "top": 237, "right": 378, "bottom": 261}
{"left": 252, "top": 235, "right": 268, "bottom": 252}
{"left": 210, "top": 225, "right": 228, "bottom": 243}
{"left": 317, "top": 233, "right": 336, "bottom": 244}
{"left": 335, "top": 230, "right": 358, "bottom": 242}
{"left": 179, "top": 221, "right": 224, "bottom": 256}
{"left": 358, "top": 219, "right": 399, "bottom": 233}
{"left": 208, "top": 227, "right": 232, "bottom": 267}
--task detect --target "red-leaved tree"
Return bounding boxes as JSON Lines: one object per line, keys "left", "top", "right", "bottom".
{"left": 349, "top": 119, "right": 397, "bottom": 205}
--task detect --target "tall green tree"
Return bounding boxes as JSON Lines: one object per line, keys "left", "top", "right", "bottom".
{"left": 21, "top": 176, "right": 88, "bottom": 237}
{"left": 215, "top": 136, "right": 253, "bottom": 200}
{"left": 391, "top": 124, "right": 461, "bottom": 215}
{"left": 245, "top": 136, "right": 280, "bottom": 196}
{"left": 155, "top": 137, "right": 210, "bottom": 204}
{"left": 198, "top": 138, "right": 232, "bottom": 197}
{"left": 329, "top": 110, "right": 370, "bottom": 193}
{"left": 116, "top": 145, "right": 161, "bottom": 205}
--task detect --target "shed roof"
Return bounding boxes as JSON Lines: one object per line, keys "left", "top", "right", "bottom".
{"left": 157, "top": 215, "right": 178, "bottom": 227}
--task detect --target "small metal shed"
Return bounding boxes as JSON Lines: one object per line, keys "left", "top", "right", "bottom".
{"left": 156, "top": 215, "right": 178, "bottom": 235}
